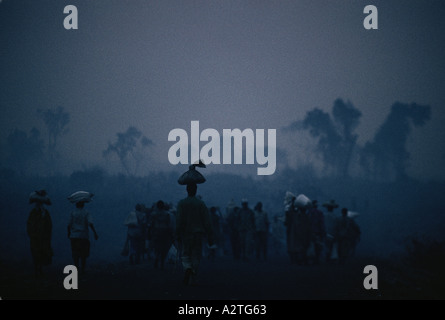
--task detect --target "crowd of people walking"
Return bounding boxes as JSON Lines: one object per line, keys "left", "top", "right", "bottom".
{"left": 27, "top": 185, "right": 361, "bottom": 286}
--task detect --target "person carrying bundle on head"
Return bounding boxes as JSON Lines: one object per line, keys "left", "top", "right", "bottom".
{"left": 67, "top": 191, "right": 98, "bottom": 275}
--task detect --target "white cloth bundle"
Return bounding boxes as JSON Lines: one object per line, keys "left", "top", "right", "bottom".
{"left": 347, "top": 211, "right": 360, "bottom": 218}
{"left": 295, "top": 194, "right": 311, "bottom": 208}
{"left": 68, "top": 191, "right": 94, "bottom": 203}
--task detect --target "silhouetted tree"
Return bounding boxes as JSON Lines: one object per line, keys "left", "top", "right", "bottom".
{"left": 332, "top": 99, "right": 362, "bottom": 177}
{"left": 290, "top": 98, "right": 362, "bottom": 177}
{"left": 6, "top": 127, "right": 45, "bottom": 175}
{"left": 103, "top": 126, "right": 153, "bottom": 175}
{"left": 360, "top": 102, "right": 431, "bottom": 180}
{"left": 37, "top": 106, "right": 70, "bottom": 159}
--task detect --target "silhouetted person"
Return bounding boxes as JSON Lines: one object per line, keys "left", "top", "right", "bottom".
{"left": 323, "top": 200, "right": 339, "bottom": 262}
{"left": 227, "top": 206, "right": 241, "bottom": 260}
{"left": 285, "top": 198, "right": 311, "bottom": 265}
{"left": 271, "top": 215, "right": 286, "bottom": 256}
{"left": 238, "top": 199, "right": 255, "bottom": 262}
{"left": 223, "top": 200, "right": 236, "bottom": 255}
{"left": 27, "top": 190, "right": 53, "bottom": 277}
{"left": 208, "top": 207, "right": 222, "bottom": 261}
{"left": 150, "top": 200, "right": 174, "bottom": 269}
{"left": 254, "top": 202, "right": 269, "bottom": 261}
{"left": 176, "top": 183, "right": 214, "bottom": 285}
{"left": 68, "top": 201, "right": 98, "bottom": 274}
{"left": 124, "top": 204, "right": 147, "bottom": 265}
{"left": 308, "top": 200, "right": 326, "bottom": 264}
{"left": 334, "top": 208, "right": 360, "bottom": 264}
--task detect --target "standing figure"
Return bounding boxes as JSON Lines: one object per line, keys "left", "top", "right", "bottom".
{"left": 150, "top": 200, "right": 174, "bottom": 269}
{"left": 27, "top": 190, "right": 53, "bottom": 277}
{"left": 334, "top": 208, "right": 361, "bottom": 264}
{"left": 222, "top": 200, "right": 236, "bottom": 255}
{"left": 308, "top": 200, "right": 326, "bottom": 264}
{"left": 271, "top": 215, "right": 286, "bottom": 256}
{"left": 285, "top": 197, "right": 311, "bottom": 265}
{"left": 226, "top": 205, "right": 241, "bottom": 260}
{"left": 124, "top": 204, "right": 147, "bottom": 265}
{"left": 176, "top": 183, "right": 214, "bottom": 285}
{"left": 208, "top": 207, "right": 222, "bottom": 260}
{"left": 238, "top": 199, "right": 255, "bottom": 262}
{"left": 253, "top": 202, "right": 269, "bottom": 261}
{"left": 323, "top": 199, "right": 340, "bottom": 262}
{"left": 67, "top": 192, "right": 98, "bottom": 275}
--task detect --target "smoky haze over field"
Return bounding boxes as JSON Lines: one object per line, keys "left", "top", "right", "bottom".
{"left": 1, "top": 0, "right": 445, "bottom": 179}
{"left": 0, "top": 0, "right": 445, "bottom": 283}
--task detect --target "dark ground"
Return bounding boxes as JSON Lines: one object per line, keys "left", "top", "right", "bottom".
{"left": 1, "top": 251, "right": 443, "bottom": 301}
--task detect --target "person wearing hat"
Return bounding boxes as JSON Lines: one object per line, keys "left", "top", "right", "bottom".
{"left": 176, "top": 183, "right": 214, "bottom": 285}
{"left": 27, "top": 190, "right": 53, "bottom": 277}
{"left": 67, "top": 197, "right": 99, "bottom": 275}
{"left": 322, "top": 199, "right": 339, "bottom": 262}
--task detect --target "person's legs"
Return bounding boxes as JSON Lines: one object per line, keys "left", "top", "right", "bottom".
{"left": 254, "top": 232, "right": 261, "bottom": 260}
{"left": 262, "top": 232, "right": 268, "bottom": 261}
{"left": 153, "top": 240, "right": 160, "bottom": 268}
{"left": 313, "top": 235, "right": 323, "bottom": 264}
{"left": 70, "top": 239, "right": 81, "bottom": 270}
{"left": 129, "top": 237, "right": 136, "bottom": 265}
{"left": 30, "top": 239, "right": 43, "bottom": 277}
{"left": 80, "top": 256, "right": 87, "bottom": 274}
{"left": 190, "top": 235, "right": 203, "bottom": 285}
{"left": 231, "top": 232, "right": 240, "bottom": 260}
{"left": 337, "top": 239, "right": 348, "bottom": 264}
{"left": 79, "top": 239, "right": 90, "bottom": 274}
{"left": 325, "top": 237, "right": 334, "bottom": 262}
{"left": 181, "top": 236, "right": 193, "bottom": 285}
{"left": 135, "top": 238, "right": 144, "bottom": 264}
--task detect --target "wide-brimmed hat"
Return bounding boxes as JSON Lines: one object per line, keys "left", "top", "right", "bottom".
{"left": 322, "top": 199, "right": 339, "bottom": 209}
{"left": 29, "top": 190, "right": 51, "bottom": 205}
{"left": 68, "top": 191, "right": 94, "bottom": 204}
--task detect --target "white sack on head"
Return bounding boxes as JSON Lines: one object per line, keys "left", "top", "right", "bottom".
{"left": 68, "top": 191, "right": 94, "bottom": 204}
{"left": 347, "top": 211, "right": 360, "bottom": 218}
{"left": 295, "top": 194, "right": 311, "bottom": 208}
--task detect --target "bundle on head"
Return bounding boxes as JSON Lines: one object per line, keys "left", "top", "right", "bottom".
{"left": 178, "top": 160, "right": 206, "bottom": 185}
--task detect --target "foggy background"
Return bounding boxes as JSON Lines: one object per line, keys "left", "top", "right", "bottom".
{"left": 1, "top": 0, "right": 445, "bottom": 266}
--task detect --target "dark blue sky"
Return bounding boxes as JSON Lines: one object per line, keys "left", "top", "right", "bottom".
{"left": 1, "top": 0, "right": 444, "bottom": 179}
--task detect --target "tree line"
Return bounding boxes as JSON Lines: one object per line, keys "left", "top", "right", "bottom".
{"left": 1, "top": 99, "right": 432, "bottom": 181}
